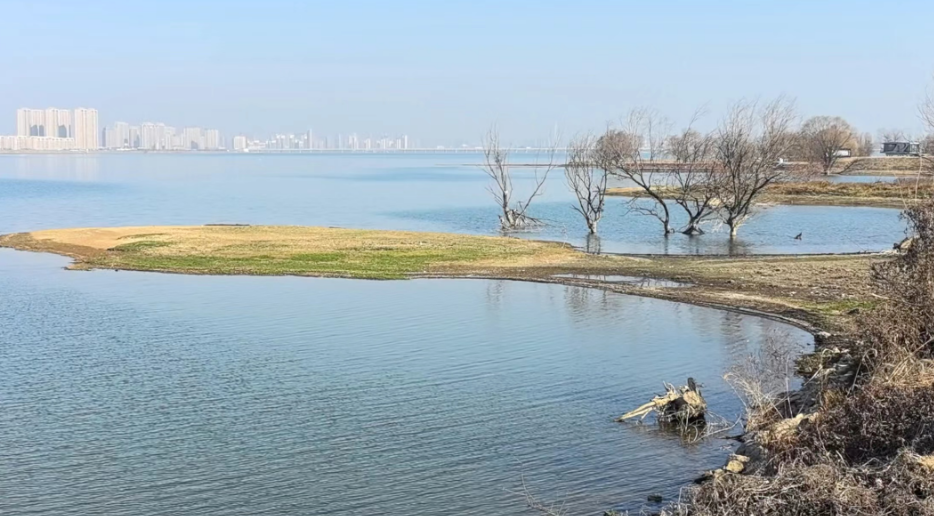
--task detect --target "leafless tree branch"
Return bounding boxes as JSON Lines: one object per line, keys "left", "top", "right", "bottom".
{"left": 565, "top": 134, "right": 608, "bottom": 235}
{"left": 668, "top": 110, "right": 721, "bottom": 235}
{"left": 799, "top": 116, "right": 856, "bottom": 175}
{"left": 482, "top": 126, "right": 558, "bottom": 231}
{"left": 712, "top": 96, "right": 805, "bottom": 238}
{"left": 596, "top": 108, "right": 675, "bottom": 235}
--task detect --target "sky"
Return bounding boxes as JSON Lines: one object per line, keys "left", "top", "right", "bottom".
{"left": 1, "top": 0, "right": 933, "bottom": 145}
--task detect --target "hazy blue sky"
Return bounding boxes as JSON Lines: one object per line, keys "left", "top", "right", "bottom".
{"left": 1, "top": 0, "right": 932, "bottom": 145}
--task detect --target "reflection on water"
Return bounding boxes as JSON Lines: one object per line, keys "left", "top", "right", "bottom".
{"left": 553, "top": 274, "right": 690, "bottom": 288}
{"left": 0, "top": 249, "right": 811, "bottom": 515}
{"left": 0, "top": 154, "right": 905, "bottom": 255}
{"left": 1, "top": 154, "right": 102, "bottom": 181}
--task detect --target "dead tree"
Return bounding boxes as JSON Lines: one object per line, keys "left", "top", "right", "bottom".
{"left": 618, "top": 378, "right": 707, "bottom": 426}
{"left": 920, "top": 85, "right": 934, "bottom": 174}
{"left": 799, "top": 116, "right": 856, "bottom": 174}
{"left": 565, "top": 134, "right": 607, "bottom": 235}
{"left": 667, "top": 120, "right": 720, "bottom": 235}
{"left": 713, "top": 97, "right": 801, "bottom": 238}
{"left": 481, "top": 127, "right": 557, "bottom": 231}
{"left": 596, "top": 109, "right": 674, "bottom": 234}
{"left": 857, "top": 132, "right": 875, "bottom": 157}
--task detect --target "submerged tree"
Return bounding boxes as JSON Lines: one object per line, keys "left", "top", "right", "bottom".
{"left": 481, "top": 127, "right": 558, "bottom": 231}
{"left": 565, "top": 134, "right": 608, "bottom": 235}
{"left": 799, "top": 115, "right": 856, "bottom": 174}
{"left": 713, "top": 97, "right": 801, "bottom": 238}
{"left": 667, "top": 120, "right": 720, "bottom": 235}
{"left": 596, "top": 109, "right": 674, "bottom": 235}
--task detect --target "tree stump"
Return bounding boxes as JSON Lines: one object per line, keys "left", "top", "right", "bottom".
{"left": 617, "top": 378, "right": 707, "bottom": 425}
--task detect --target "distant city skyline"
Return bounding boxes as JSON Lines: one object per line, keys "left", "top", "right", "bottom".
{"left": 2, "top": 107, "right": 425, "bottom": 152}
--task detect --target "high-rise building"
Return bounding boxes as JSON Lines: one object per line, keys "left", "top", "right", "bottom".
{"left": 204, "top": 129, "right": 221, "bottom": 150}
{"left": 14, "top": 107, "right": 89, "bottom": 142}
{"left": 45, "top": 108, "right": 72, "bottom": 138}
{"left": 108, "top": 122, "right": 130, "bottom": 149}
{"left": 73, "top": 108, "right": 99, "bottom": 150}
{"left": 140, "top": 123, "right": 156, "bottom": 150}
{"left": 101, "top": 127, "right": 113, "bottom": 149}
{"left": 15, "top": 109, "right": 29, "bottom": 136}
{"left": 182, "top": 127, "right": 203, "bottom": 150}
{"left": 128, "top": 126, "right": 141, "bottom": 149}
{"left": 16, "top": 108, "right": 46, "bottom": 136}
{"left": 164, "top": 126, "right": 177, "bottom": 150}
{"left": 233, "top": 135, "right": 248, "bottom": 152}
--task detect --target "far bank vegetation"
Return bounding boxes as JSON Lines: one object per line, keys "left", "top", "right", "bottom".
{"left": 589, "top": 98, "right": 811, "bottom": 238}
{"left": 485, "top": 97, "right": 846, "bottom": 239}
{"left": 485, "top": 95, "right": 934, "bottom": 239}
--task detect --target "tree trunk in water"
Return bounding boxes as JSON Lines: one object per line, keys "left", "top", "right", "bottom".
{"left": 682, "top": 218, "right": 705, "bottom": 236}
{"left": 587, "top": 221, "right": 598, "bottom": 235}
{"left": 729, "top": 223, "right": 739, "bottom": 238}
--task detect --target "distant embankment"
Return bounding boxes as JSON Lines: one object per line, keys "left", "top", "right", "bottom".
{"left": 834, "top": 156, "right": 927, "bottom": 175}
{"left": 608, "top": 179, "right": 933, "bottom": 208}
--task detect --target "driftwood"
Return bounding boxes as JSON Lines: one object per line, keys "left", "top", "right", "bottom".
{"left": 617, "top": 378, "right": 707, "bottom": 425}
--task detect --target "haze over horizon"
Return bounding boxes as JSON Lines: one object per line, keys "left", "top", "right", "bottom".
{"left": 2, "top": 0, "right": 933, "bottom": 145}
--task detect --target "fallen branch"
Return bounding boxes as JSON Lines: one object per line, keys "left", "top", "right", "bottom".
{"left": 618, "top": 378, "right": 707, "bottom": 425}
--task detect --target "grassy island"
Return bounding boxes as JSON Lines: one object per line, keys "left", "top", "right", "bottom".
{"left": 0, "top": 225, "right": 602, "bottom": 280}
{"left": 0, "top": 225, "right": 887, "bottom": 331}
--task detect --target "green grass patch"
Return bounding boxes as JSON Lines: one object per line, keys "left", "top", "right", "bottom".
{"left": 110, "top": 240, "right": 173, "bottom": 252}
{"left": 117, "top": 232, "right": 167, "bottom": 240}
{"left": 87, "top": 245, "right": 528, "bottom": 280}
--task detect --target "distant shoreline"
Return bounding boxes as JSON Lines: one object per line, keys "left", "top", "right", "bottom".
{"left": 0, "top": 148, "right": 548, "bottom": 156}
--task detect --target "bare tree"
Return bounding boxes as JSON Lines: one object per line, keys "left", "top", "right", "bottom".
{"left": 879, "top": 128, "right": 909, "bottom": 144}
{"left": 799, "top": 116, "right": 856, "bottom": 174}
{"left": 713, "top": 97, "right": 801, "bottom": 238}
{"left": 921, "top": 85, "right": 934, "bottom": 174}
{"left": 595, "top": 108, "right": 674, "bottom": 234}
{"left": 482, "top": 127, "right": 558, "bottom": 231}
{"left": 565, "top": 134, "right": 607, "bottom": 235}
{"left": 667, "top": 119, "right": 720, "bottom": 235}
{"left": 857, "top": 132, "right": 875, "bottom": 157}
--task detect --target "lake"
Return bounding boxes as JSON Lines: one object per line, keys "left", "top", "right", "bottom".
{"left": 0, "top": 153, "right": 906, "bottom": 254}
{"left": 0, "top": 249, "right": 811, "bottom": 515}
{"left": 0, "top": 153, "right": 880, "bottom": 515}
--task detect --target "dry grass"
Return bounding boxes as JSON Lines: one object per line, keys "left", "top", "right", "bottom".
{"left": 671, "top": 200, "right": 934, "bottom": 516}
{"left": 835, "top": 156, "right": 928, "bottom": 175}
{"left": 0, "top": 225, "right": 604, "bottom": 279}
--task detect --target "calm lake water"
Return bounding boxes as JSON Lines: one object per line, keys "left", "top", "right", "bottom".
{"left": 0, "top": 249, "right": 811, "bottom": 515}
{"left": 0, "top": 153, "right": 905, "bottom": 254}
{"left": 0, "top": 154, "right": 885, "bottom": 515}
